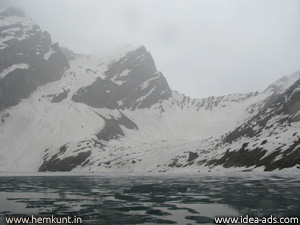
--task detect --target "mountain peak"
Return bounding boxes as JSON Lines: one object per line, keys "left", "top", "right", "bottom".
{"left": 0, "top": 7, "right": 69, "bottom": 110}
{"left": 1, "top": 9, "right": 300, "bottom": 173}
{"left": 72, "top": 44, "right": 171, "bottom": 109}
{"left": 264, "top": 71, "right": 300, "bottom": 95}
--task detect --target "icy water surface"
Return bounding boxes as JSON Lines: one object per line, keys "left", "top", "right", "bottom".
{"left": 0, "top": 172, "right": 299, "bottom": 224}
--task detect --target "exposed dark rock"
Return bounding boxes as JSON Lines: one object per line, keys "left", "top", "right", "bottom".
{"left": 208, "top": 147, "right": 267, "bottom": 168}
{"left": 211, "top": 77, "right": 300, "bottom": 171}
{"left": 39, "top": 151, "right": 91, "bottom": 172}
{"left": 72, "top": 77, "right": 119, "bottom": 109}
{"left": 261, "top": 140, "right": 267, "bottom": 145}
{"left": 207, "top": 137, "right": 300, "bottom": 171}
{"left": 72, "top": 45, "right": 172, "bottom": 109}
{"left": 38, "top": 141, "right": 94, "bottom": 172}
{"left": 168, "top": 157, "right": 179, "bottom": 168}
{"left": 224, "top": 79, "right": 300, "bottom": 144}
{"left": 49, "top": 88, "right": 69, "bottom": 103}
{"left": 96, "top": 116, "right": 124, "bottom": 141}
{"left": 119, "top": 112, "right": 138, "bottom": 130}
{"left": 0, "top": 7, "right": 69, "bottom": 111}
{"left": 187, "top": 151, "right": 199, "bottom": 162}
{"left": 264, "top": 138, "right": 300, "bottom": 171}
{"left": 39, "top": 148, "right": 91, "bottom": 172}
{"left": 1, "top": 112, "right": 9, "bottom": 123}
{"left": 296, "top": 153, "right": 300, "bottom": 164}
{"left": 95, "top": 112, "right": 138, "bottom": 141}
{"left": 60, "top": 47, "right": 83, "bottom": 61}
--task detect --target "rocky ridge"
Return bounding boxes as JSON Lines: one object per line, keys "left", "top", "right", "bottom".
{"left": 0, "top": 8, "right": 299, "bottom": 172}
{"left": 0, "top": 7, "right": 69, "bottom": 110}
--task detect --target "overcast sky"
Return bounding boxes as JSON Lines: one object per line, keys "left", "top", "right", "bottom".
{"left": 5, "top": 0, "right": 300, "bottom": 98}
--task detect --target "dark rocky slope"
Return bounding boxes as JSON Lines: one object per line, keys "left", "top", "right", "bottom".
{"left": 0, "top": 7, "right": 69, "bottom": 110}
{"left": 72, "top": 45, "right": 172, "bottom": 109}
{"left": 206, "top": 78, "right": 300, "bottom": 171}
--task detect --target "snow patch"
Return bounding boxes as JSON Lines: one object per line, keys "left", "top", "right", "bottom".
{"left": 118, "top": 69, "right": 131, "bottom": 77}
{"left": 136, "top": 87, "right": 156, "bottom": 106}
{"left": 111, "top": 69, "right": 131, "bottom": 86}
{"left": 43, "top": 45, "right": 56, "bottom": 60}
{"left": 140, "top": 73, "right": 160, "bottom": 90}
{"left": 0, "top": 63, "right": 29, "bottom": 79}
{"left": 266, "top": 71, "right": 300, "bottom": 94}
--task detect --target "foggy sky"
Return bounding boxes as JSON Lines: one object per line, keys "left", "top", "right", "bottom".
{"left": 5, "top": 0, "right": 300, "bottom": 98}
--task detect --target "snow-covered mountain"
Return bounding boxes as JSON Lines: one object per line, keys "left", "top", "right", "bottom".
{"left": 0, "top": 7, "right": 69, "bottom": 110}
{"left": 0, "top": 8, "right": 299, "bottom": 172}
{"left": 205, "top": 76, "right": 300, "bottom": 171}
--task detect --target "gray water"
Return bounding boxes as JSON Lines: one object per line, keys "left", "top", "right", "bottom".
{"left": 0, "top": 172, "right": 299, "bottom": 224}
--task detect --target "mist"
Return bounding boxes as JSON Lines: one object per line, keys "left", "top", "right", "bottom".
{"left": 6, "top": 0, "right": 300, "bottom": 98}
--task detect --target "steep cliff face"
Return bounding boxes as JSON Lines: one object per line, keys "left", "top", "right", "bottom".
{"left": 72, "top": 45, "right": 172, "bottom": 109}
{"left": 61, "top": 47, "right": 83, "bottom": 61}
{"left": 203, "top": 74, "right": 300, "bottom": 171}
{"left": 0, "top": 7, "right": 69, "bottom": 110}
{"left": 224, "top": 75, "right": 300, "bottom": 144}
{"left": 0, "top": 7, "right": 300, "bottom": 172}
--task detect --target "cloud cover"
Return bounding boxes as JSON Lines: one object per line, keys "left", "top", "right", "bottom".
{"left": 5, "top": 0, "right": 300, "bottom": 98}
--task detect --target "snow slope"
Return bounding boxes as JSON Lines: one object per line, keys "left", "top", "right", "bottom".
{"left": 1, "top": 44, "right": 299, "bottom": 172}
{"left": 0, "top": 7, "right": 69, "bottom": 110}
{"left": 0, "top": 8, "right": 300, "bottom": 173}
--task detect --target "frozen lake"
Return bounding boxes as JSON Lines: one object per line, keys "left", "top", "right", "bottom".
{"left": 0, "top": 172, "right": 299, "bottom": 224}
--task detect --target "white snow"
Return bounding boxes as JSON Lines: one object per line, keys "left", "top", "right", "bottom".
{"left": 265, "top": 71, "right": 300, "bottom": 94}
{"left": 0, "top": 44, "right": 299, "bottom": 173}
{"left": 113, "top": 80, "right": 126, "bottom": 86}
{"left": 0, "top": 15, "right": 37, "bottom": 43}
{"left": 111, "top": 69, "right": 131, "bottom": 85}
{"left": 0, "top": 63, "right": 29, "bottom": 79}
{"left": 140, "top": 73, "right": 160, "bottom": 90}
{"left": 0, "top": 35, "right": 16, "bottom": 43}
{"left": 43, "top": 45, "right": 56, "bottom": 60}
{"left": 117, "top": 100, "right": 124, "bottom": 106}
{"left": 118, "top": 69, "right": 131, "bottom": 77}
{"left": 135, "top": 87, "right": 156, "bottom": 106}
